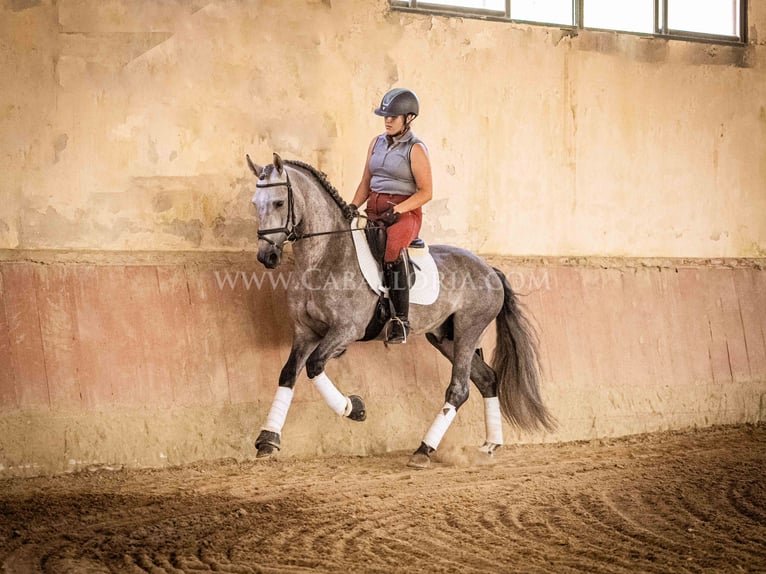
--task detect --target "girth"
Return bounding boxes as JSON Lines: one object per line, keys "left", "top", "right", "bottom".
{"left": 358, "top": 293, "right": 390, "bottom": 341}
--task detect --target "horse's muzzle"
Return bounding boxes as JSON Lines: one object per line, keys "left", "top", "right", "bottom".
{"left": 257, "top": 245, "right": 282, "bottom": 269}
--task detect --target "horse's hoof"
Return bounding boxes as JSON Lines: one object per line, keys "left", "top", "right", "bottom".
{"left": 256, "top": 444, "right": 277, "bottom": 459}
{"left": 478, "top": 442, "right": 502, "bottom": 455}
{"left": 346, "top": 395, "right": 366, "bottom": 422}
{"left": 255, "top": 430, "right": 280, "bottom": 459}
{"left": 407, "top": 453, "right": 431, "bottom": 469}
{"left": 408, "top": 442, "right": 434, "bottom": 469}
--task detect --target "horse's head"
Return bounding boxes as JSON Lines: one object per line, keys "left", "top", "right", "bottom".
{"left": 248, "top": 152, "right": 295, "bottom": 269}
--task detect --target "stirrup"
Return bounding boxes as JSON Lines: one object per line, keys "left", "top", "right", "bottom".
{"left": 384, "top": 317, "right": 408, "bottom": 344}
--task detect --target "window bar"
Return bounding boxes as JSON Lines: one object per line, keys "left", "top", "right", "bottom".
{"left": 653, "top": 0, "right": 661, "bottom": 34}
{"left": 574, "top": 0, "right": 583, "bottom": 28}
{"left": 505, "top": 0, "right": 510, "bottom": 20}
{"left": 739, "top": 0, "right": 747, "bottom": 41}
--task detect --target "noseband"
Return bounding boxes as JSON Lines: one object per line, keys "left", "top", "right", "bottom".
{"left": 255, "top": 173, "right": 298, "bottom": 245}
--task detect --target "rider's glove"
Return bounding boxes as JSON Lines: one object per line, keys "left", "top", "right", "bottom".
{"left": 344, "top": 203, "right": 359, "bottom": 220}
{"left": 380, "top": 207, "right": 401, "bottom": 226}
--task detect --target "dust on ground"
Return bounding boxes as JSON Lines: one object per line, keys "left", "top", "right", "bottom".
{"left": 1, "top": 424, "right": 764, "bottom": 573}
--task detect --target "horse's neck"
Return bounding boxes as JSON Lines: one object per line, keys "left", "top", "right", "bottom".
{"left": 292, "top": 173, "right": 355, "bottom": 271}
{"left": 292, "top": 232, "right": 355, "bottom": 272}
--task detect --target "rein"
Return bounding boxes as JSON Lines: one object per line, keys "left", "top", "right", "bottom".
{"left": 256, "top": 163, "right": 367, "bottom": 245}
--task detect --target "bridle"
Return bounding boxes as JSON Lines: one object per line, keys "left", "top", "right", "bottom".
{"left": 255, "top": 169, "right": 366, "bottom": 245}
{"left": 255, "top": 174, "right": 299, "bottom": 245}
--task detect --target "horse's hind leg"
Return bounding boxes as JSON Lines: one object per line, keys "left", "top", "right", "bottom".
{"left": 426, "top": 332, "right": 497, "bottom": 397}
{"left": 424, "top": 332, "right": 504, "bottom": 457}
{"left": 409, "top": 327, "right": 483, "bottom": 469}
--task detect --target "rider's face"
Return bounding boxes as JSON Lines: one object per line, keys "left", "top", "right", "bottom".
{"left": 384, "top": 115, "right": 406, "bottom": 135}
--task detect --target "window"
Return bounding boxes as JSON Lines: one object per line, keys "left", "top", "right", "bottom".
{"left": 583, "top": 0, "right": 654, "bottom": 34}
{"left": 418, "top": 0, "right": 503, "bottom": 11}
{"left": 667, "top": 0, "right": 742, "bottom": 38}
{"left": 391, "top": 0, "right": 746, "bottom": 43}
{"left": 512, "top": 0, "right": 573, "bottom": 26}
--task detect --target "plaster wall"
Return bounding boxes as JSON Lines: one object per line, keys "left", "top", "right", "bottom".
{"left": 1, "top": 1, "right": 765, "bottom": 476}
{"left": 1, "top": 0, "right": 765, "bottom": 257}
{"left": 0, "top": 253, "right": 764, "bottom": 476}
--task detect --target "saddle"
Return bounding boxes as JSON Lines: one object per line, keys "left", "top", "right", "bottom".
{"left": 364, "top": 220, "right": 387, "bottom": 268}
{"left": 364, "top": 220, "right": 424, "bottom": 271}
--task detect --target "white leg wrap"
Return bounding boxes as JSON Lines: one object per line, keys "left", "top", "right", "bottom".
{"left": 311, "top": 371, "right": 351, "bottom": 417}
{"left": 484, "top": 396, "right": 504, "bottom": 445}
{"left": 262, "top": 386, "right": 294, "bottom": 433}
{"left": 423, "top": 403, "right": 457, "bottom": 450}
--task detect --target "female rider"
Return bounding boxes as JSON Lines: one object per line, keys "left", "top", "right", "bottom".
{"left": 349, "top": 88, "right": 433, "bottom": 344}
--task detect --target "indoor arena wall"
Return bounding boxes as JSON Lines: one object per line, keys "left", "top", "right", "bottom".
{"left": 1, "top": 0, "right": 764, "bottom": 475}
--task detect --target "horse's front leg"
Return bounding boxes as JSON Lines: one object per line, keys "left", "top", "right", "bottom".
{"left": 305, "top": 328, "right": 367, "bottom": 422}
{"left": 255, "top": 332, "right": 319, "bottom": 458}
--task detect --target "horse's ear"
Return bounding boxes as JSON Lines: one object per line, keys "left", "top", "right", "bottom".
{"left": 246, "top": 154, "right": 262, "bottom": 177}
{"left": 273, "top": 152, "right": 284, "bottom": 174}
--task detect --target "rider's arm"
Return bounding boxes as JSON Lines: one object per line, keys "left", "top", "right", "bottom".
{"left": 350, "top": 137, "right": 377, "bottom": 207}
{"left": 392, "top": 142, "right": 432, "bottom": 214}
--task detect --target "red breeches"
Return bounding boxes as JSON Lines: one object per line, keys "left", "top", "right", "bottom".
{"left": 367, "top": 192, "right": 423, "bottom": 263}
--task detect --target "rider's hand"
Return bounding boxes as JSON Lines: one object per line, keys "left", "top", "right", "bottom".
{"left": 344, "top": 203, "right": 359, "bottom": 220}
{"left": 380, "top": 207, "right": 401, "bottom": 226}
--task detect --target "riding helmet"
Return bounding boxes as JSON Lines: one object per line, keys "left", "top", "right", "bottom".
{"left": 374, "top": 88, "right": 419, "bottom": 118}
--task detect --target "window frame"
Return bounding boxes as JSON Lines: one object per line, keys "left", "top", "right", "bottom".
{"left": 390, "top": 0, "right": 747, "bottom": 45}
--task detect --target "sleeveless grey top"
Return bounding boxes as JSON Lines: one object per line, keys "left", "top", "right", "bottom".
{"left": 369, "top": 130, "right": 426, "bottom": 196}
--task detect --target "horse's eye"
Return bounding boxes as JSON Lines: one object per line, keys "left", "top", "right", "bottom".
{"left": 274, "top": 200, "right": 285, "bottom": 208}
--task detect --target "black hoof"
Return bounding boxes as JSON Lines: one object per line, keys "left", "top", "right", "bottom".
{"left": 256, "top": 444, "right": 277, "bottom": 459}
{"left": 408, "top": 453, "right": 430, "bottom": 469}
{"left": 255, "top": 430, "right": 281, "bottom": 458}
{"left": 347, "top": 395, "right": 366, "bottom": 422}
{"left": 479, "top": 442, "right": 502, "bottom": 455}
{"left": 407, "top": 442, "right": 434, "bottom": 469}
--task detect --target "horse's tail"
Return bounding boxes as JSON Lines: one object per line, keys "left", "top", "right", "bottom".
{"left": 491, "top": 268, "right": 557, "bottom": 433}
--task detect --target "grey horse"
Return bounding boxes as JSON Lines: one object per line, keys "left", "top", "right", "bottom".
{"left": 248, "top": 153, "right": 555, "bottom": 468}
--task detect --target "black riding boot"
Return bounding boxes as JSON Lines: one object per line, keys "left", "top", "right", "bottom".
{"left": 384, "top": 255, "right": 411, "bottom": 344}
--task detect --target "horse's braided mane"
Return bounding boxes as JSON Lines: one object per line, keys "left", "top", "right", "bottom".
{"left": 284, "top": 159, "right": 355, "bottom": 221}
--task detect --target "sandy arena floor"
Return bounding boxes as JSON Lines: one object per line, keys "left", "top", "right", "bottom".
{"left": 0, "top": 423, "right": 764, "bottom": 573}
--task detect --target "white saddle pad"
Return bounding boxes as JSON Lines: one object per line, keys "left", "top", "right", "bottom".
{"left": 351, "top": 217, "right": 440, "bottom": 306}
